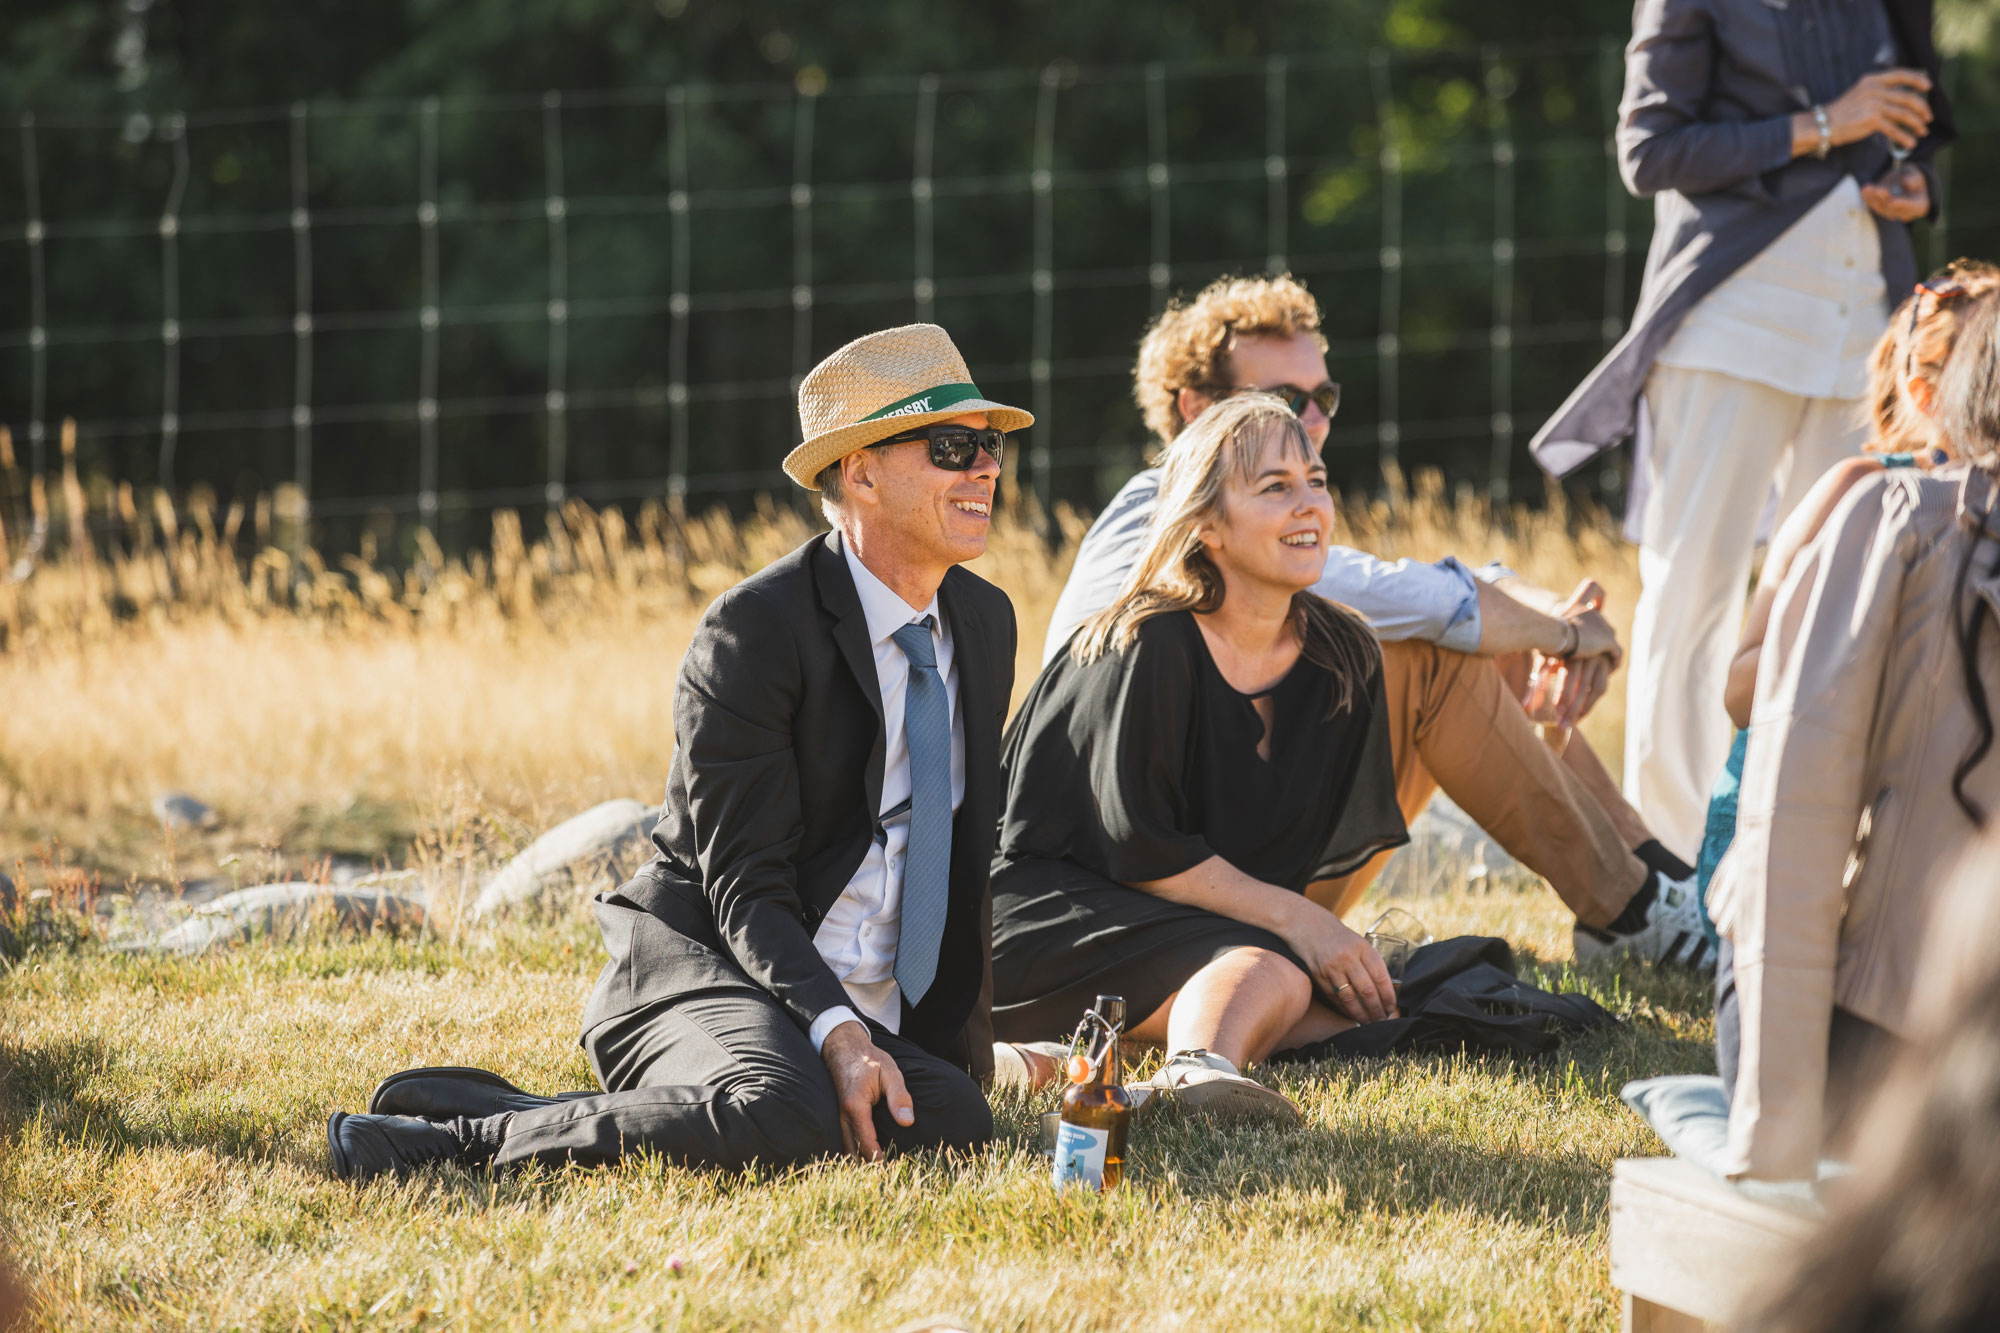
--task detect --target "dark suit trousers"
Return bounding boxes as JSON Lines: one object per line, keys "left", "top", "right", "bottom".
{"left": 494, "top": 986, "right": 993, "bottom": 1171}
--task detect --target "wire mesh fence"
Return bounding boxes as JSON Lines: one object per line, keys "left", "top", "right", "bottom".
{"left": 4, "top": 41, "right": 1996, "bottom": 552}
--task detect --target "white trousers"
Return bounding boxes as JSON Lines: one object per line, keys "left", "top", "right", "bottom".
{"left": 1624, "top": 364, "right": 1868, "bottom": 861}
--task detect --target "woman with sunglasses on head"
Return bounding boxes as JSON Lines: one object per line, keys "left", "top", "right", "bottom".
{"left": 986, "top": 393, "right": 1408, "bottom": 1123}
{"left": 1722, "top": 262, "right": 2000, "bottom": 732}
{"left": 1692, "top": 262, "right": 2000, "bottom": 914}
{"left": 1706, "top": 281, "right": 2000, "bottom": 1181}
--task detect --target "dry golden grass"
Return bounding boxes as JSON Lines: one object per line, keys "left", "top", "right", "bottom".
{"left": 1, "top": 460, "right": 1636, "bottom": 887}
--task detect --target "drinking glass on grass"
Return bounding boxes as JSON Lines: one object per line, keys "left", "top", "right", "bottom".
{"left": 1365, "top": 907, "right": 1433, "bottom": 986}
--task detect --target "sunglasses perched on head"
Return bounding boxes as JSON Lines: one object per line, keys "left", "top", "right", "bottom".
{"left": 867, "top": 423, "right": 1006, "bottom": 471}
{"left": 1220, "top": 381, "right": 1343, "bottom": 421}
{"left": 1905, "top": 274, "right": 1970, "bottom": 379}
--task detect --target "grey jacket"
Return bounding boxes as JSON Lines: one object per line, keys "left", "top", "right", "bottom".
{"left": 1531, "top": 0, "right": 1953, "bottom": 477}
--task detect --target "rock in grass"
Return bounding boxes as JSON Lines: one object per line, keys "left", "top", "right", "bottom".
{"left": 152, "top": 791, "right": 220, "bottom": 832}
{"left": 144, "top": 882, "right": 426, "bottom": 956}
{"left": 1410, "top": 793, "right": 1518, "bottom": 871}
{"left": 1375, "top": 792, "right": 1519, "bottom": 897}
{"left": 471, "top": 799, "right": 658, "bottom": 920}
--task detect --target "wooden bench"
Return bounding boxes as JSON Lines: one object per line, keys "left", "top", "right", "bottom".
{"left": 1609, "top": 1157, "right": 1821, "bottom": 1331}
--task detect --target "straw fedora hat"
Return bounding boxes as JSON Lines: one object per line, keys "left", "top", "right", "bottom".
{"left": 783, "top": 324, "right": 1034, "bottom": 489}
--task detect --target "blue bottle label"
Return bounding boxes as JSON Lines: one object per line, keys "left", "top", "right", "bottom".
{"left": 1051, "top": 1120, "right": 1110, "bottom": 1191}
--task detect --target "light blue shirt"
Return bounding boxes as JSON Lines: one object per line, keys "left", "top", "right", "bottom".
{"left": 1041, "top": 468, "right": 1507, "bottom": 666}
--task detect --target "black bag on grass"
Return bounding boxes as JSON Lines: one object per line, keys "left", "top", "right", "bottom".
{"left": 1274, "top": 935, "right": 1618, "bottom": 1062}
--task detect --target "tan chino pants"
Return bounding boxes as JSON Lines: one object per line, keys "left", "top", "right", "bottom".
{"left": 1314, "top": 639, "right": 1650, "bottom": 930}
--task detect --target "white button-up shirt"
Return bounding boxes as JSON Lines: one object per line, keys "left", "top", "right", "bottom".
{"left": 807, "top": 541, "right": 967, "bottom": 1051}
{"left": 1656, "top": 176, "right": 1888, "bottom": 401}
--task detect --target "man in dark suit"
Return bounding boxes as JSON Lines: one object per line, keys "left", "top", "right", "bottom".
{"left": 327, "top": 323, "right": 1027, "bottom": 1177}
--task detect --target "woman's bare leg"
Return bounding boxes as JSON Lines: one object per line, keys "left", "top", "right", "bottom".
{"left": 1127, "top": 947, "right": 1313, "bottom": 1068}
{"left": 1272, "top": 1001, "right": 1356, "bottom": 1053}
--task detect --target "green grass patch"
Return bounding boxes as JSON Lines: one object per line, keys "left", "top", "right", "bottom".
{"left": 2, "top": 878, "right": 1708, "bottom": 1331}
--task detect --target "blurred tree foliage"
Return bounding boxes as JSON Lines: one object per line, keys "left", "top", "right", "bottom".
{"left": 2, "top": 1, "right": 1993, "bottom": 550}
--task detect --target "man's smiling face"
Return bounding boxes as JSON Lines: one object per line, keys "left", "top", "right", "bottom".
{"left": 853, "top": 412, "right": 1000, "bottom": 567}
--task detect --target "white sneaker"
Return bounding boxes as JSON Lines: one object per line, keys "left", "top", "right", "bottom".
{"left": 1126, "top": 1049, "right": 1301, "bottom": 1127}
{"left": 1573, "top": 870, "right": 1717, "bottom": 972}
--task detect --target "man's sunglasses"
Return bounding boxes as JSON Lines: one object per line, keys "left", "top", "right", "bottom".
{"left": 867, "top": 423, "right": 1006, "bottom": 471}
{"left": 1221, "top": 381, "right": 1343, "bottom": 421}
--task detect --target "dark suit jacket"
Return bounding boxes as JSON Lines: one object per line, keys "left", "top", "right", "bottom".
{"left": 1532, "top": 0, "right": 1955, "bottom": 477}
{"left": 580, "top": 530, "right": 1017, "bottom": 1077}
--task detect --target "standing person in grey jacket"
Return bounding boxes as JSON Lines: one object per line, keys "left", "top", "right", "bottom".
{"left": 1531, "top": 0, "right": 1954, "bottom": 860}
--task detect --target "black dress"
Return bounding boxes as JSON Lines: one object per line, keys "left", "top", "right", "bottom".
{"left": 990, "top": 609, "right": 1407, "bottom": 1041}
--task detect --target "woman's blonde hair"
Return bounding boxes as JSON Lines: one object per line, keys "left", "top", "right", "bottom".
{"left": 1866, "top": 258, "right": 2000, "bottom": 455}
{"left": 1070, "top": 393, "right": 1379, "bottom": 714}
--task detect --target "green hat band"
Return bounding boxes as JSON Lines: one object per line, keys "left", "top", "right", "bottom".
{"left": 860, "top": 382, "right": 986, "bottom": 423}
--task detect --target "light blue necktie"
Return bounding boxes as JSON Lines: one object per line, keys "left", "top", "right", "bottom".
{"left": 890, "top": 616, "right": 951, "bottom": 1005}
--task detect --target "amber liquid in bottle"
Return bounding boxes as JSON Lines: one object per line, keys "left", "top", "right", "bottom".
{"left": 1053, "top": 994, "right": 1134, "bottom": 1192}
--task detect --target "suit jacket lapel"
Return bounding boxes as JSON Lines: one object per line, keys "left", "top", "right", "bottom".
{"left": 814, "top": 531, "right": 886, "bottom": 821}
{"left": 940, "top": 567, "right": 995, "bottom": 881}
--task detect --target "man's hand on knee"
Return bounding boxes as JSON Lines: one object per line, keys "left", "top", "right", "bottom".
{"left": 820, "top": 1020, "right": 914, "bottom": 1161}
{"left": 1516, "top": 579, "right": 1621, "bottom": 726}
{"left": 1475, "top": 575, "right": 1621, "bottom": 674}
{"left": 1556, "top": 580, "right": 1621, "bottom": 668}
{"left": 1555, "top": 654, "right": 1613, "bottom": 728}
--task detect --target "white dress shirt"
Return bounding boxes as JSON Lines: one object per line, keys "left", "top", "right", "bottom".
{"left": 1655, "top": 176, "right": 1888, "bottom": 401}
{"left": 807, "top": 542, "right": 967, "bottom": 1051}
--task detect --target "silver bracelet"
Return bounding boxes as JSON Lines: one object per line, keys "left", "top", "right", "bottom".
{"left": 1811, "top": 104, "right": 1833, "bottom": 160}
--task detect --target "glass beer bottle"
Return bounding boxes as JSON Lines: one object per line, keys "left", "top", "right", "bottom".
{"left": 1052, "top": 994, "right": 1133, "bottom": 1192}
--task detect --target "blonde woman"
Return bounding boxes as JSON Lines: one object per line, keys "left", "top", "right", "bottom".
{"left": 989, "top": 393, "right": 1406, "bottom": 1122}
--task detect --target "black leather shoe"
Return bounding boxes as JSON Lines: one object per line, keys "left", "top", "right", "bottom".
{"left": 326, "top": 1112, "right": 475, "bottom": 1181}
{"left": 367, "top": 1066, "right": 581, "bottom": 1119}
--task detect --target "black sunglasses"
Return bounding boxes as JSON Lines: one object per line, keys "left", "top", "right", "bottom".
{"left": 1222, "top": 381, "right": 1342, "bottom": 421}
{"left": 867, "top": 423, "right": 1006, "bottom": 471}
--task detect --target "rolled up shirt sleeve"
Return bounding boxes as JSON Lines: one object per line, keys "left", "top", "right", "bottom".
{"left": 1314, "top": 550, "right": 1487, "bottom": 653}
